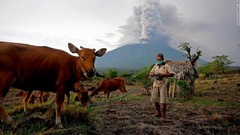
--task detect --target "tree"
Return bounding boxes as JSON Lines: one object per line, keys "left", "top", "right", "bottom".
{"left": 197, "top": 62, "right": 215, "bottom": 77}
{"left": 105, "top": 68, "right": 118, "bottom": 78}
{"left": 134, "top": 65, "right": 153, "bottom": 89}
{"left": 211, "top": 55, "right": 234, "bottom": 73}
{"left": 197, "top": 55, "right": 234, "bottom": 76}
{"left": 178, "top": 42, "right": 202, "bottom": 63}
{"left": 178, "top": 42, "right": 201, "bottom": 95}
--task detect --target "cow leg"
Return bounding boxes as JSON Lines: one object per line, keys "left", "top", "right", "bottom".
{"left": 119, "top": 82, "right": 127, "bottom": 101}
{"left": 43, "top": 92, "right": 50, "bottom": 103}
{"left": 119, "top": 88, "right": 125, "bottom": 101}
{"left": 22, "top": 91, "right": 33, "bottom": 111}
{"left": 55, "top": 88, "right": 65, "bottom": 128}
{"left": 0, "top": 71, "right": 16, "bottom": 126}
{"left": 101, "top": 92, "right": 107, "bottom": 102}
{"left": 15, "top": 90, "right": 24, "bottom": 97}
{"left": 0, "top": 107, "right": 15, "bottom": 126}
{"left": 65, "top": 92, "right": 70, "bottom": 104}
{"left": 38, "top": 91, "right": 43, "bottom": 104}
{"left": 107, "top": 91, "right": 110, "bottom": 99}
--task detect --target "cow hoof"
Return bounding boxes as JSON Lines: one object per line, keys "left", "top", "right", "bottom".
{"left": 11, "top": 122, "right": 18, "bottom": 130}
{"left": 23, "top": 111, "right": 30, "bottom": 116}
{"left": 55, "top": 123, "right": 64, "bottom": 129}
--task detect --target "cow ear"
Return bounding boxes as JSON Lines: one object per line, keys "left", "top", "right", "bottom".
{"left": 95, "top": 48, "right": 107, "bottom": 57}
{"left": 68, "top": 43, "right": 79, "bottom": 53}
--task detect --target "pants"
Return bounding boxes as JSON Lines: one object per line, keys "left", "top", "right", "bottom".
{"left": 150, "top": 84, "right": 167, "bottom": 103}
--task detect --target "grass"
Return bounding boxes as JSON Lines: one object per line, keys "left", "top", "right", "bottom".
{"left": 2, "top": 74, "right": 240, "bottom": 134}
{"left": 1, "top": 96, "right": 100, "bottom": 135}
{"left": 169, "top": 94, "right": 240, "bottom": 109}
{"left": 126, "top": 94, "right": 149, "bottom": 101}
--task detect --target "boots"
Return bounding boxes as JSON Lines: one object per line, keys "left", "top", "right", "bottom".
{"left": 160, "top": 103, "right": 167, "bottom": 120}
{"left": 154, "top": 102, "right": 161, "bottom": 117}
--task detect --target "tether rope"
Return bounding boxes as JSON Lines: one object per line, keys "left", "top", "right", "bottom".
{"left": 89, "top": 89, "right": 138, "bottom": 107}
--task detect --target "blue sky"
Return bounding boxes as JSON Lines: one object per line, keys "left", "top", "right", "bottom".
{"left": 0, "top": 0, "right": 240, "bottom": 66}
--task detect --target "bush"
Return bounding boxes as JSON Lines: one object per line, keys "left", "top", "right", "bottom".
{"left": 105, "top": 68, "right": 118, "bottom": 78}
{"left": 167, "top": 77, "right": 174, "bottom": 84}
{"left": 176, "top": 80, "right": 190, "bottom": 98}
{"left": 133, "top": 66, "right": 152, "bottom": 88}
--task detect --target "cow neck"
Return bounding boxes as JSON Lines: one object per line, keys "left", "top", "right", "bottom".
{"left": 72, "top": 56, "right": 84, "bottom": 80}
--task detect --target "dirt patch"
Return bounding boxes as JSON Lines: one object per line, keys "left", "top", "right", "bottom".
{"left": 93, "top": 98, "right": 240, "bottom": 135}
{"left": 1, "top": 74, "right": 240, "bottom": 134}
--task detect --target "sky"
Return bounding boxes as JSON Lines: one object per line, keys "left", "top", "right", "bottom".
{"left": 0, "top": 0, "right": 240, "bottom": 66}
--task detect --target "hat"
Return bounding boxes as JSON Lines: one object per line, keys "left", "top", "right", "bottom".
{"left": 157, "top": 53, "right": 163, "bottom": 57}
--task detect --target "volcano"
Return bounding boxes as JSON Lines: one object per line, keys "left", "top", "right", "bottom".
{"left": 95, "top": 41, "right": 207, "bottom": 70}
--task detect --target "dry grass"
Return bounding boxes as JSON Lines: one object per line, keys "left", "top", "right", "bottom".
{"left": 1, "top": 73, "right": 240, "bottom": 134}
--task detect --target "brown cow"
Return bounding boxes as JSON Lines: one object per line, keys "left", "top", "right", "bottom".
{"left": 0, "top": 41, "right": 106, "bottom": 128}
{"left": 15, "top": 90, "right": 50, "bottom": 104}
{"left": 89, "top": 77, "right": 127, "bottom": 99}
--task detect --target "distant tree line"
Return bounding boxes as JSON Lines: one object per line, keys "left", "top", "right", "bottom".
{"left": 197, "top": 54, "right": 234, "bottom": 77}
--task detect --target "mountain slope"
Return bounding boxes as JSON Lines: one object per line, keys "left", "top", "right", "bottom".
{"left": 96, "top": 42, "right": 207, "bottom": 70}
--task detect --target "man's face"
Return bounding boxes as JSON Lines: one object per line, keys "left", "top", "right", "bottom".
{"left": 156, "top": 56, "right": 163, "bottom": 61}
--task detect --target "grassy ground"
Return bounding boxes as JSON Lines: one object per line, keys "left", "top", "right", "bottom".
{"left": 1, "top": 73, "right": 240, "bottom": 134}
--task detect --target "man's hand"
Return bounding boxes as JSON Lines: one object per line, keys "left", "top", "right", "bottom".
{"left": 149, "top": 72, "right": 155, "bottom": 77}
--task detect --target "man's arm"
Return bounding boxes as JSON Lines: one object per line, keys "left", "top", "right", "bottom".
{"left": 160, "top": 64, "right": 175, "bottom": 77}
{"left": 149, "top": 65, "right": 157, "bottom": 77}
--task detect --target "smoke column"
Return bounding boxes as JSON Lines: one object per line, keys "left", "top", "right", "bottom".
{"left": 134, "top": 0, "right": 162, "bottom": 41}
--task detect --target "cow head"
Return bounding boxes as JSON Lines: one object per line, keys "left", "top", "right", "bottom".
{"left": 74, "top": 83, "right": 91, "bottom": 108}
{"left": 74, "top": 89, "right": 90, "bottom": 108}
{"left": 68, "top": 43, "right": 107, "bottom": 78}
{"left": 88, "top": 87, "right": 98, "bottom": 97}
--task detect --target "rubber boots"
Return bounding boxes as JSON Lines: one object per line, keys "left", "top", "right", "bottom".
{"left": 161, "top": 103, "right": 167, "bottom": 120}
{"left": 154, "top": 102, "right": 161, "bottom": 117}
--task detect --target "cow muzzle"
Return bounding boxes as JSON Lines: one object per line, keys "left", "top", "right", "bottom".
{"left": 86, "top": 70, "right": 94, "bottom": 78}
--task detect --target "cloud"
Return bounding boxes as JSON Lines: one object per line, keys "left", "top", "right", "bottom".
{"left": 118, "top": 0, "right": 240, "bottom": 65}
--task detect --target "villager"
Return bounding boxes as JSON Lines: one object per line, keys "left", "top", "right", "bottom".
{"left": 149, "top": 53, "right": 174, "bottom": 120}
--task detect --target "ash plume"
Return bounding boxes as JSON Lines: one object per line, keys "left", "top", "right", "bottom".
{"left": 134, "top": 0, "right": 163, "bottom": 41}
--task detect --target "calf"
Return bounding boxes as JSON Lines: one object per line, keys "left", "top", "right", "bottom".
{"left": 73, "top": 82, "right": 92, "bottom": 108}
{"left": 89, "top": 77, "right": 127, "bottom": 99}
{"left": 0, "top": 41, "right": 106, "bottom": 128}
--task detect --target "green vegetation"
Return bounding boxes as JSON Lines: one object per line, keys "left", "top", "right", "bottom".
{"left": 176, "top": 80, "right": 190, "bottom": 97}
{"left": 167, "top": 77, "right": 191, "bottom": 98}
{"left": 133, "top": 66, "right": 153, "bottom": 88}
{"left": 170, "top": 96, "right": 240, "bottom": 109}
{"left": 178, "top": 42, "right": 202, "bottom": 62}
{"left": 126, "top": 94, "right": 149, "bottom": 101}
{"left": 197, "top": 54, "right": 234, "bottom": 77}
{"left": 105, "top": 68, "right": 118, "bottom": 78}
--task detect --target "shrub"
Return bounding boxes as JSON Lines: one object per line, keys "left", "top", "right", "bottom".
{"left": 105, "top": 68, "right": 118, "bottom": 78}
{"left": 176, "top": 80, "right": 190, "bottom": 98}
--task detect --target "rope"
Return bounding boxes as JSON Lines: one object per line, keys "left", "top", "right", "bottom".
{"left": 89, "top": 89, "right": 138, "bottom": 107}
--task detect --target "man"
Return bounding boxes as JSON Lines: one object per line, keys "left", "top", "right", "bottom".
{"left": 149, "top": 53, "right": 174, "bottom": 120}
